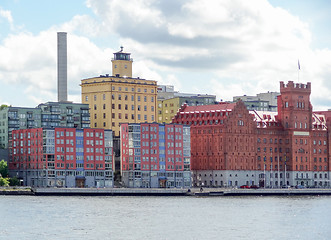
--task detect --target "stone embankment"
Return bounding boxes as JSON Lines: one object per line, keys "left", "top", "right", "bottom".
{"left": 2, "top": 187, "right": 331, "bottom": 196}
{"left": 193, "top": 188, "right": 331, "bottom": 196}
{"left": 0, "top": 187, "right": 34, "bottom": 195}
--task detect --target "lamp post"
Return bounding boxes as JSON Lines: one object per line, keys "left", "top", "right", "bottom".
{"left": 284, "top": 155, "right": 287, "bottom": 186}
{"left": 264, "top": 156, "right": 266, "bottom": 188}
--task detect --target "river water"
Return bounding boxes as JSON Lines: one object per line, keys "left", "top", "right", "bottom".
{"left": 0, "top": 195, "right": 330, "bottom": 239}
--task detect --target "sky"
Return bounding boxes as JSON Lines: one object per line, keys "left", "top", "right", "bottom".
{"left": 0, "top": 0, "right": 331, "bottom": 110}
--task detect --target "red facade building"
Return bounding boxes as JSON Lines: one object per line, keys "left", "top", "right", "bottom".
{"left": 173, "top": 81, "right": 331, "bottom": 188}
{"left": 9, "top": 127, "right": 113, "bottom": 187}
{"left": 120, "top": 123, "right": 191, "bottom": 188}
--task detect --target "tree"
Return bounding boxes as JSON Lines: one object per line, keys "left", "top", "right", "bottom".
{"left": 0, "top": 177, "right": 9, "bottom": 187}
{"left": 9, "top": 177, "right": 20, "bottom": 186}
{"left": 0, "top": 104, "right": 8, "bottom": 110}
{"left": 0, "top": 160, "right": 8, "bottom": 178}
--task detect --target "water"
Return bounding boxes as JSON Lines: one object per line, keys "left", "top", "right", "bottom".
{"left": 1, "top": 195, "right": 331, "bottom": 239}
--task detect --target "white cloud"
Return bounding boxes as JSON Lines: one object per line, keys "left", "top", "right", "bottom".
{"left": 0, "top": 7, "right": 13, "bottom": 25}
{"left": 1, "top": 0, "right": 331, "bottom": 111}
{"left": 0, "top": 27, "right": 113, "bottom": 106}
{"left": 85, "top": 0, "right": 331, "bottom": 109}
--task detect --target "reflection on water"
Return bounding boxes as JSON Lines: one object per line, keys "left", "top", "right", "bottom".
{"left": 1, "top": 195, "right": 331, "bottom": 240}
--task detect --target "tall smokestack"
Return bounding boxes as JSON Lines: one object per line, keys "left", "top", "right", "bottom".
{"left": 57, "top": 32, "right": 67, "bottom": 102}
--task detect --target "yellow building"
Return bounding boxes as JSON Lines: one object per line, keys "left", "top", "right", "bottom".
{"left": 158, "top": 98, "right": 180, "bottom": 123}
{"left": 158, "top": 95, "right": 217, "bottom": 123}
{"left": 81, "top": 47, "right": 157, "bottom": 136}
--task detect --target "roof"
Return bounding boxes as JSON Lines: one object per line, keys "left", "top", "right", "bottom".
{"left": 312, "top": 113, "right": 327, "bottom": 130}
{"left": 314, "top": 111, "right": 331, "bottom": 121}
{"left": 178, "top": 102, "right": 236, "bottom": 114}
{"left": 250, "top": 110, "right": 280, "bottom": 128}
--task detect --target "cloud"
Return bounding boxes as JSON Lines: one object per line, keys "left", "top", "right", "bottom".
{"left": 86, "top": 0, "right": 331, "bottom": 110}
{"left": 1, "top": 0, "right": 331, "bottom": 111}
{"left": 0, "top": 7, "right": 13, "bottom": 25}
{"left": 0, "top": 28, "right": 113, "bottom": 106}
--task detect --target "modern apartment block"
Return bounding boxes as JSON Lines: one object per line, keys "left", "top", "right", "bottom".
{"left": 81, "top": 47, "right": 157, "bottom": 136}
{"left": 233, "top": 91, "right": 279, "bottom": 112}
{"left": 173, "top": 81, "right": 331, "bottom": 188}
{"left": 8, "top": 127, "right": 113, "bottom": 188}
{"left": 38, "top": 102, "right": 90, "bottom": 128}
{"left": 0, "top": 102, "right": 90, "bottom": 149}
{"left": 0, "top": 107, "right": 42, "bottom": 149}
{"left": 120, "top": 123, "right": 191, "bottom": 188}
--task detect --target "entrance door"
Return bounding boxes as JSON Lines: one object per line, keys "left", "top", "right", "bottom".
{"left": 76, "top": 178, "right": 85, "bottom": 188}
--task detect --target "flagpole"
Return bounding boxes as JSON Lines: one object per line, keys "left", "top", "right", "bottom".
{"left": 298, "top": 59, "right": 300, "bottom": 81}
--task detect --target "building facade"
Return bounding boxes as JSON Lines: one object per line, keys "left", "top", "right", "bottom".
{"left": 173, "top": 81, "right": 331, "bottom": 188}
{"left": 233, "top": 91, "right": 279, "bottom": 112}
{"left": 120, "top": 123, "right": 191, "bottom": 188}
{"left": 157, "top": 95, "right": 217, "bottom": 123}
{"left": 0, "top": 102, "right": 90, "bottom": 149}
{"left": 81, "top": 47, "right": 157, "bottom": 136}
{"left": 8, "top": 128, "right": 113, "bottom": 188}
{"left": 0, "top": 107, "right": 41, "bottom": 149}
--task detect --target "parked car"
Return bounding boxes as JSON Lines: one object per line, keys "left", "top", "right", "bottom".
{"left": 250, "top": 185, "right": 259, "bottom": 189}
{"left": 240, "top": 185, "right": 250, "bottom": 189}
{"left": 295, "top": 185, "right": 305, "bottom": 189}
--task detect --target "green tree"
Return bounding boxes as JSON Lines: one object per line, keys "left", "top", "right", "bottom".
{"left": 9, "top": 176, "right": 20, "bottom": 186}
{"left": 0, "top": 104, "right": 8, "bottom": 110}
{"left": 0, "top": 160, "right": 8, "bottom": 177}
{"left": 0, "top": 177, "right": 9, "bottom": 187}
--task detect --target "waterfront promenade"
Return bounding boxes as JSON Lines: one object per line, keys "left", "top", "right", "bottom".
{"left": 3, "top": 186, "right": 331, "bottom": 196}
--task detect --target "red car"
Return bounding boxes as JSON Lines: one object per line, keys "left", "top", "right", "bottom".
{"left": 240, "top": 185, "right": 250, "bottom": 189}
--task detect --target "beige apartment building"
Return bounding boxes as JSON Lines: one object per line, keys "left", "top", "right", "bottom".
{"left": 81, "top": 47, "right": 157, "bottom": 136}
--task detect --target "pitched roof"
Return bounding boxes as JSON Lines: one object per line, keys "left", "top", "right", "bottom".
{"left": 178, "top": 102, "right": 236, "bottom": 113}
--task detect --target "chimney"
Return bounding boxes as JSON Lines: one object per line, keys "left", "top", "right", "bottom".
{"left": 57, "top": 32, "right": 67, "bottom": 102}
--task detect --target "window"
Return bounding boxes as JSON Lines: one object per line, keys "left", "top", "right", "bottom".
{"left": 103, "top": 94, "right": 106, "bottom": 100}
{"left": 85, "top": 96, "right": 88, "bottom": 102}
{"left": 94, "top": 95, "right": 97, "bottom": 101}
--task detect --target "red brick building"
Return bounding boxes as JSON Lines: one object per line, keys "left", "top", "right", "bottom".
{"left": 173, "top": 81, "right": 331, "bottom": 188}
{"left": 9, "top": 128, "right": 114, "bottom": 188}
{"left": 120, "top": 123, "right": 191, "bottom": 188}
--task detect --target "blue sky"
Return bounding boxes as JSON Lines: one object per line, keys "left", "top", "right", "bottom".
{"left": 1, "top": 0, "right": 331, "bottom": 110}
